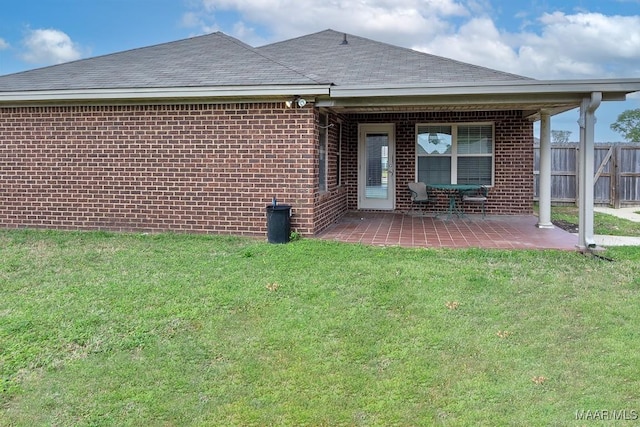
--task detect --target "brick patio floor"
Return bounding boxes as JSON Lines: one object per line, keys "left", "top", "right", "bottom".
{"left": 317, "top": 212, "right": 578, "bottom": 250}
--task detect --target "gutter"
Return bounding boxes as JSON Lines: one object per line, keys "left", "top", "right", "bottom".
{"left": 0, "top": 84, "right": 332, "bottom": 103}
{"left": 3, "top": 78, "right": 639, "bottom": 105}
{"left": 577, "top": 91, "right": 603, "bottom": 250}
{"left": 328, "top": 79, "right": 640, "bottom": 98}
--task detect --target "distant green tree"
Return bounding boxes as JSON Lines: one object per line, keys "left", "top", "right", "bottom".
{"left": 551, "top": 130, "right": 572, "bottom": 144}
{"left": 610, "top": 108, "right": 640, "bottom": 142}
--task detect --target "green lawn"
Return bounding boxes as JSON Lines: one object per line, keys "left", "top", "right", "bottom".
{"left": 554, "top": 206, "right": 640, "bottom": 236}
{"left": 535, "top": 205, "right": 640, "bottom": 236}
{"left": 1, "top": 230, "right": 639, "bottom": 426}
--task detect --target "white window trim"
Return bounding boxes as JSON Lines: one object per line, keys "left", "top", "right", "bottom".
{"left": 415, "top": 122, "right": 495, "bottom": 186}
{"left": 337, "top": 120, "right": 343, "bottom": 187}
{"left": 319, "top": 113, "right": 329, "bottom": 192}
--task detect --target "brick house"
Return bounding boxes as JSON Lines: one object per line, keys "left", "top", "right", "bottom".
{"left": 1, "top": 30, "right": 639, "bottom": 239}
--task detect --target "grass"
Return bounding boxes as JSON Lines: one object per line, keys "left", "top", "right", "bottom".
{"left": 534, "top": 203, "right": 640, "bottom": 236}
{"left": 549, "top": 205, "right": 640, "bottom": 236}
{"left": 1, "top": 229, "right": 640, "bottom": 426}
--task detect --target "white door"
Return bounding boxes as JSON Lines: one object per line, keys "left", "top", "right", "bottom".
{"left": 358, "top": 124, "right": 395, "bottom": 210}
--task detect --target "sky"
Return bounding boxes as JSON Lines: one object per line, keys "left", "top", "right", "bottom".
{"left": 0, "top": 0, "right": 639, "bottom": 142}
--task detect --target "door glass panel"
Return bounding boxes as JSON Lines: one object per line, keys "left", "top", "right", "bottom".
{"left": 365, "top": 133, "right": 389, "bottom": 199}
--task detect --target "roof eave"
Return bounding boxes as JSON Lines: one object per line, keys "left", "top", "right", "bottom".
{"left": 0, "top": 84, "right": 332, "bottom": 103}
{"left": 316, "top": 79, "right": 640, "bottom": 117}
{"left": 328, "top": 78, "right": 640, "bottom": 98}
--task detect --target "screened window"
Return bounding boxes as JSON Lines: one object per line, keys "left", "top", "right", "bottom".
{"left": 416, "top": 123, "right": 494, "bottom": 185}
{"left": 319, "top": 113, "right": 328, "bottom": 192}
{"left": 337, "top": 121, "right": 343, "bottom": 187}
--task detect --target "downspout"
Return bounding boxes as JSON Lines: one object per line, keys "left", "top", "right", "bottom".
{"left": 577, "top": 91, "right": 602, "bottom": 250}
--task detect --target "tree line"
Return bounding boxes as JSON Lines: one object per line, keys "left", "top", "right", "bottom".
{"left": 551, "top": 108, "right": 640, "bottom": 144}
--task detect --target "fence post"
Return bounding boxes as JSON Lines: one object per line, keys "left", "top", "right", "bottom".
{"left": 614, "top": 145, "right": 622, "bottom": 208}
{"left": 534, "top": 143, "right": 640, "bottom": 207}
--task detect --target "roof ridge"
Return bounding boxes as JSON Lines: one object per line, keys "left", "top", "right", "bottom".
{"left": 240, "top": 33, "right": 331, "bottom": 85}
{"left": 0, "top": 31, "right": 328, "bottom": 90}
{"left": 0, "top": 32, "right": 230, "bottom": 78}
{"left": 259, "top": 29, "right": 533, "bottom": 82}
{"left": 0, "top": 29, "right": 536, "bottom": 92}
{"left": 347, "top": 29, "right": 534, "bottom": 81}
{"left": 258, "top": 28, "right": 339, "bottom": 49}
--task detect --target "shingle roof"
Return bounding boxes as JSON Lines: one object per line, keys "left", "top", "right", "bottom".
{"left": 0, "top": 32, "right": 324, "bottom": 91}
{"left": 257, "top": 29, "right": 532, "bottom": 86}
{"left": 0, "top": 29, "right": 531, "bottom": 93}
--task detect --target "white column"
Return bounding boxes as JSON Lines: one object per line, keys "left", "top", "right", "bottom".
{"left": 537, "top": 111, "right": 554, "bottom": 228}
{"left": 577, "top": 92, "right": 602, "bottom": 250}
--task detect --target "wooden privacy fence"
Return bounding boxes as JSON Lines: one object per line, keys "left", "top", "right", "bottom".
{"left": 534, "top": 144, "right": 640, "bottom": 207}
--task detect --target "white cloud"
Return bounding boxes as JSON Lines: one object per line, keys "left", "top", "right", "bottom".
{"left": 0, "top": 38, "right": 8, "bottom": 50}
{"left": 183, "top": 1, "right": 640, "bottom": 80}
{"left": 414, "top": 11, "right": 640, "bottom": 80}
{"left": 21, "top": 29, "right": 82, "bottom": 65}
{"left": 521, "top": 12, "right": 640, "bottom": 78}
{"left": 413, "top": 17, "right": 520, "bottom": 74}
{"left": 180, "top": 10, "right": 220, "bottom": 35}
{"left": 181, "top": 11, "right": 203, "bottom": 28}
{"left": 186, "top": 0, "right": 469, "bottom": 46}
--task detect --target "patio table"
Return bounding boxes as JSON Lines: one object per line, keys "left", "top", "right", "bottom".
{"left": 426, "top": 183, "right": 483, "bottom": 219}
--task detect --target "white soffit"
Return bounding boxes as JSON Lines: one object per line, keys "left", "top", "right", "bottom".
{"left": 318, "top": 79, "right": 640, "bottom": 117}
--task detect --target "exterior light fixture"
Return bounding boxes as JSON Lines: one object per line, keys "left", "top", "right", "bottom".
{"left": 285, "top": 96, "right": 307, "bottom": 108}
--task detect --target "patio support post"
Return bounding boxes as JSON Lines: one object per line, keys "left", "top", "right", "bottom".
{"left": 537, "top": 110, "right": 554, "bottom": 228}
{"left": 577, "top": 92, "right": 602, "bottom": 250}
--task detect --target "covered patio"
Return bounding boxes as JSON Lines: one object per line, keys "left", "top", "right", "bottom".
{"left": 318, "top": 212, "right": 578, "bottom": 250}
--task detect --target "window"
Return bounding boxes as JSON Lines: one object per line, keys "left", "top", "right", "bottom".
{"left": 319, "top": 113, "right": 328, "bottom": 192}
{"left": 416, "top": 123, "right": 493, "bottom": 185}
{"left": 336, "top": 121, "right": 343, "bottom": 187}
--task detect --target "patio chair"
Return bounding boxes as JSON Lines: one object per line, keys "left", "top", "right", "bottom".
{"left": 461, "top": 186, "right": 488, "bottom": 218}
{"left": 408, "top": 182, "right": 434, "bottom": 215}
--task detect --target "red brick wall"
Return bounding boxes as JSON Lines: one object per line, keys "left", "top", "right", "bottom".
{"left": 0, "top": 105, "right": 533, "bottom": 237}
{"left": 341, "top": 111, "right": 534, "bottom": 215}
{"left": 0, "top": 103, "right": 318, "bottom": 236}
{"left": 492, "top": 112, "right": 535, "bottom": 214}
{"left": 313, "top": 112, "right": 349, "bottom": 233}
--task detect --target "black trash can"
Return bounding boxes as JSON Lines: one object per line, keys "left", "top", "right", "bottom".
{"left": 265, "top": 205, "right": 291, "bottom": 243}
